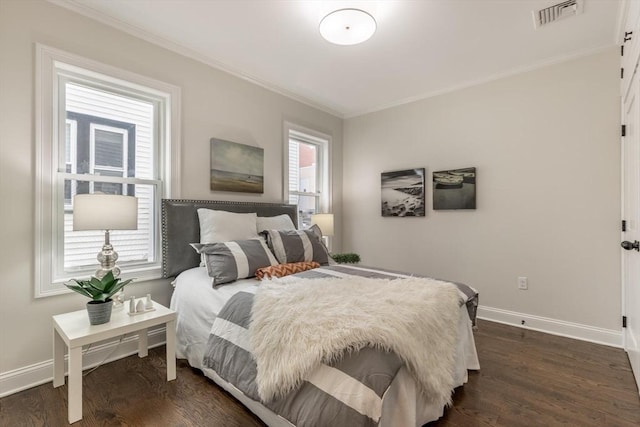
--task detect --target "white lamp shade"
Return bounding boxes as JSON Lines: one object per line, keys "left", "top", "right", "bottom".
{"left": 73, "top": 194, "right": 138, "bottom": 231}
{"left": 311, "top": 213, "right": 334, "bottom": 237}
{"left": 319, "top": 8, "right": 377, "bottom": 46}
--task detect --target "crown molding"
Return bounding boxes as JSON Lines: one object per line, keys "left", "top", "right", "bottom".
{"left": 48, "top": 0, "right": 619, "bottom": 122}
{"left": 47, "top": 0, "right": 345, "bottom": 119}
{"left": 344, "top": 43, "right": 616, "bottom": 119}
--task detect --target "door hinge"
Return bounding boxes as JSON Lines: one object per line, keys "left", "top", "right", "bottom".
{"left": 623, "top": 316, "right": 627, "bottom": 328}
{"left": 622, "top": 220, "right": 627, "bottom": 231}
{"left": 622, "top": 68, "right": 625, "bottom": 79}
{"left": 622, "top": 45, "right": 625, "bottom": 56}
{"left": 622, "top": 124, "right": 627, "bottom": 137}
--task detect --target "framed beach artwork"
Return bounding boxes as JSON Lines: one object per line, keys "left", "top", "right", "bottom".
{"left": 433, "top": 167, "right": 476, "bottom": 210}
{"left": 381, "top": 168, "right": 425, "bottom": 217}
{"left": 210, "top": 138, "right": 264, "bottom": 193}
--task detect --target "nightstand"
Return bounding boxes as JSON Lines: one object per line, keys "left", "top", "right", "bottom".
{"left": 52, "top": 299, "right": 176, "bottom": 424}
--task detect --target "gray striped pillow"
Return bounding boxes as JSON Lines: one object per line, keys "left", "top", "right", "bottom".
{"left": 191, "top": 239, "right": 278, "bottom": 286}
{"left": 263, "top": 228, "right": 330, "bottom": 265}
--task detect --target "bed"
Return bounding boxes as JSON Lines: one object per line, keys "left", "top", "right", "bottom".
{"left": 163, "top": 199, "right": 480, "bottom": 426}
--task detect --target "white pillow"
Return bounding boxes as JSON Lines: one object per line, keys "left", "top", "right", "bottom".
{"left": 257, "top": 214, "right": 296, "bottom": 233}
{"left": 197, "top": 209, "right": 259, "bottom": 244}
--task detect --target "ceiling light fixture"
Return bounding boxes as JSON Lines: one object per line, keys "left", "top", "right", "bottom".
{"left": 319, "top": 8, "right": 376, "bottom": 46}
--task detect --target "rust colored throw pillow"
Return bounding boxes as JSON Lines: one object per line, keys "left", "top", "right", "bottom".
{"left": 256, "top": 261, "right": 320, "bottom": 280}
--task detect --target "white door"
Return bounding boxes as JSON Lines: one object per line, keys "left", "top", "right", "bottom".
{"left": 622, "top": 69, "right": 640, "bottom": 391}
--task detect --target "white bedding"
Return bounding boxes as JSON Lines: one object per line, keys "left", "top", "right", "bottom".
{"left": 170, "top": 267, "right": 259, "bottom": 368}
{"left": 170, "top": 267, "right": 480, "bottom": 426}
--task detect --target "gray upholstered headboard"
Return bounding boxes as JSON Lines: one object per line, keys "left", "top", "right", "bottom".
{"left": 161, "top": 199, "right": 298, "bottom": 278}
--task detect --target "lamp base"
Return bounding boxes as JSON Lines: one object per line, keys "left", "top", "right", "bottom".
{"left": 95, "top": 230, "right": 125, "bottom": 309}
{"left": 96, "top": 230, "right": 121, "bottom": 279}
{"left": 112, "top": 290, "right": 126, "bottom": 310}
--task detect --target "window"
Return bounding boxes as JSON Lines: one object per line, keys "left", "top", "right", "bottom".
{"left": 35, "top": 45, "right": 181, "bottom": 297}
{"left": 283, "top": 123, "right": 331, "bottom": 229}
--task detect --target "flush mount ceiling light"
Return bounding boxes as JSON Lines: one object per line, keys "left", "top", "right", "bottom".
{"left": 319, "top": 8, "right": 377, "bottom": 46}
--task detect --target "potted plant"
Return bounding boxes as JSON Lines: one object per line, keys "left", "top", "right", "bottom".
{"left": 330, "top": 253, "right": 361, "bottom": 264}
{"left": 64, "top": 271, "right": 133, "bottom": 325}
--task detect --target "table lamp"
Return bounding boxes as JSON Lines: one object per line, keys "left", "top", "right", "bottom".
{"left": 73, "top": 194, "right": 138, "bottom": 280}
{"left": 311, "top": 213, "right": 334, "bottom": 238}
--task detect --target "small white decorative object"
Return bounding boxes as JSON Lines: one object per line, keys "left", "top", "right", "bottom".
{"left": 127, "top": 296, "right": 156, "bottom": 316}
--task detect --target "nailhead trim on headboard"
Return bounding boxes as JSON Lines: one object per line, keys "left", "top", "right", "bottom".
{"left": 161, "top": 199, "right": 298, "bottom": 278}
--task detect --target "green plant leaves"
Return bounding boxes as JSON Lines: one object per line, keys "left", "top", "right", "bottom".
{"left": 90, "top": 276, "right": 106, "bottom": 291}
{"left": 64, "top": 283, "right": 93, "bottom": 298}
{"left": 102, "top": 270, "right": 116, "bottom": 284}
{"left": 330, "top": 253, "right": 361, "bottom": 264}
{"left": 64, "top": 272, "right": 135, "bottom": 302}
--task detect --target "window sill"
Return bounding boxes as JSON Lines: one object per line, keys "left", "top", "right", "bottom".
{"left": 38, "top": 266, "right": 166, "bottom": 299}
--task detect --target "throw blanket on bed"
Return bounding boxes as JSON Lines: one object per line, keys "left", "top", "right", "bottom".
{"left": 290, "top": 264, "right": 479, "bottom": 326}
{"left": 203, "top": 290, "right": 403, "bottom": 426}
{"left": 251, "top": 276, "right": 461, "bottom": 409}
{"left": 202, "top": 266, "right": 477, "bottom": 426}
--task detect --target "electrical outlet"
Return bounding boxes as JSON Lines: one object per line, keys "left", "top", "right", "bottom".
{"left": 518, "top": 276, "right": 528, "bottom": 290}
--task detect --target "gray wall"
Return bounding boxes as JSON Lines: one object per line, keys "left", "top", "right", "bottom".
{"left": 0, "top": 0, "right": 342, "bottom": 375}
{"left": 343, "top": 48, "right": 621, "bottom": 331}
{"left": 0, "top": 0, "right": 622, "bottom": 390}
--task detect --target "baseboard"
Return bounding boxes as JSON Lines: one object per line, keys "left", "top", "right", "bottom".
{"left": 1, "top": 308, "right": 624, "bottom": 398}
{"left": 477, "top": 305, "right": 623, "bottom": 348}
{"left": 0, "top": 327, "right": 166, "bottom": 398}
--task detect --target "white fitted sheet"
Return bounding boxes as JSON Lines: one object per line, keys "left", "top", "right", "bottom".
{"left": 170, "top": 267, "right": 480, "bottom": 426}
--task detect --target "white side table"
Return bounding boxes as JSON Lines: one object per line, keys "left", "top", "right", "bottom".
{"left": 52, "top": 299, "right": 177, "bottom": 424}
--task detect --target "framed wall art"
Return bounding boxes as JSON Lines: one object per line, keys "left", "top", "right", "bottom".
{"left": 433, "top": 167, "right": 476, "bottom": 210}
{"left": 210, "top": 138, "right": 264, "bottom": 193}
{"left": 381, "top": 168, "right": 425, "bottom": 217}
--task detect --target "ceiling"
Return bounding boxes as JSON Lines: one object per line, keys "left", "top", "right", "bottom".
{"left": 51, "top": 0, "right": 623, "bottom": 118}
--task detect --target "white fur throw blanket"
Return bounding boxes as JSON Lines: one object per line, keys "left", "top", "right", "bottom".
{"left": 250, "top": 276, "right": 461, "bottom": 409}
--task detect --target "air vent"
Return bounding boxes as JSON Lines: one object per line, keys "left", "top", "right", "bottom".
{"left": 533, "top": 0, "right": 584, "bottom": 29}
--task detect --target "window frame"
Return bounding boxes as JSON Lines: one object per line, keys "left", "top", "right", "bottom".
{"left": 64, "top": 119, "right": 78, "bottom": 209}
{"left": 283, "top": 122, "right": 332, "bottom": 228}
{"left": 35, "top": 44, "right": 181, "bottom": 298}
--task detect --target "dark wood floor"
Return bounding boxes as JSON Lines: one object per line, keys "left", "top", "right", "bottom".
{"left": 1, "top": 320, "right": 638, "bottom": 426}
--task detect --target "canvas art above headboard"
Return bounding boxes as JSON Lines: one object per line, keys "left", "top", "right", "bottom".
{"left": 161, "top": 199, "right": 298, "bottom": 278}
